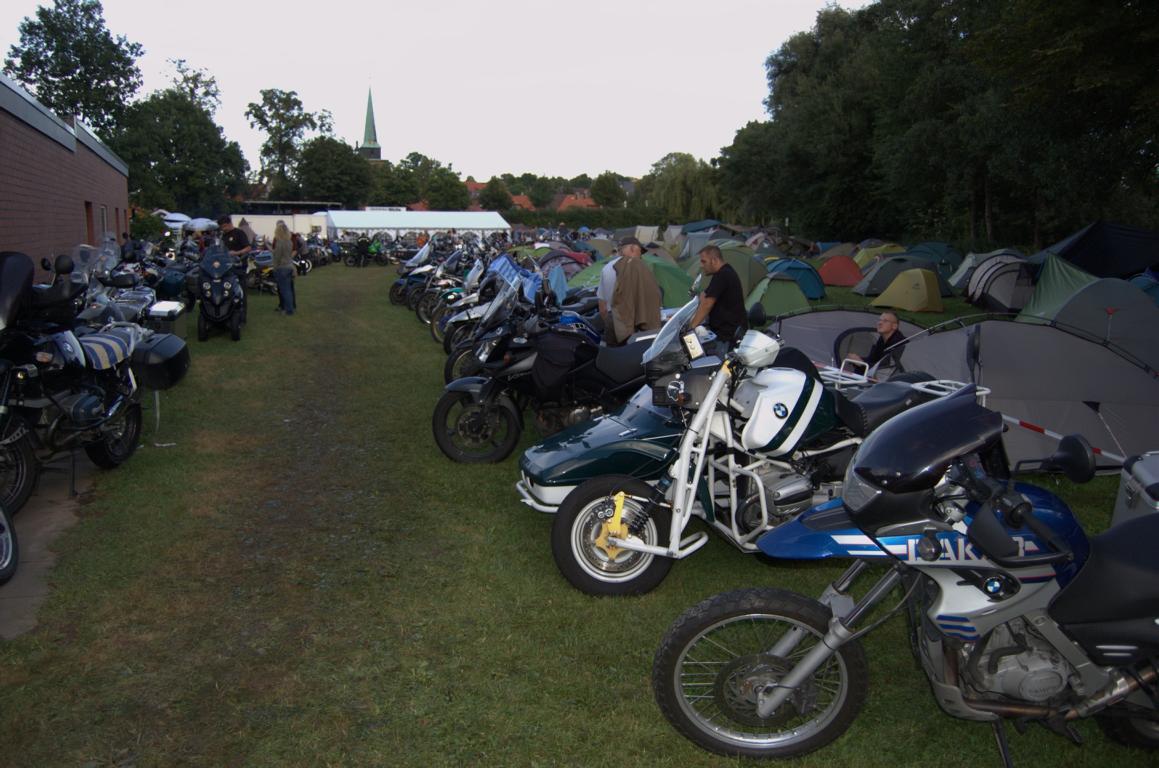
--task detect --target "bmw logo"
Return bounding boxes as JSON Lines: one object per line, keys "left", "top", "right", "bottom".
{"left": 773, "top": 403, "right": 788, "bottom": 418}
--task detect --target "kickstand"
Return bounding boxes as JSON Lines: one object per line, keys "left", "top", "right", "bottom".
{"left": 991, "top": 720, "right": 1015, "bottom": 768}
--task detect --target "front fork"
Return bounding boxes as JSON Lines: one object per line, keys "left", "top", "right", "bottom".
{"left": 757, "top": 560, "right": 903, "bottom": 718}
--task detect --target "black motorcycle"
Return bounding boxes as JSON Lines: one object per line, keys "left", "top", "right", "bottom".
{"left": 192, "top": 245, "right": 245, "bottom": 342}
{"left": 0, "top": 251, "right": 190, "bottom": 514}
{"left": 432, "top": 282, "right": 649, "bottom": 464}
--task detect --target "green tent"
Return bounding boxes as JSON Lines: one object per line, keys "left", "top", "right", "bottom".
{"left": 683, "top": 244, "right": 767, "bottom": 296}
{"left": 567, "top": 254, "right": 693, "bottom": 308}
{"left": 1016, "top": 255, "right": 1098, "bottom": 324}
{"left": 745, "top": 275, "right": 810, "bottom": 318}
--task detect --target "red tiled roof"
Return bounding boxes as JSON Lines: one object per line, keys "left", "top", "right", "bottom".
{"left": 556, "top": 194, "right": 598, "bottom": 211}
{"left": 465, "top": 180, "right": 486, "bottom": 194}
{"left": 510, "top": 194, "right": 534, "bottom": 210}
{"left": 408, "top": 200, "right": 429, "bottom": 211}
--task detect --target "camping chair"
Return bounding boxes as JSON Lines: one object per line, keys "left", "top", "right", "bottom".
{"left": 833, "top": 327, "right": 877, "bottom": 367}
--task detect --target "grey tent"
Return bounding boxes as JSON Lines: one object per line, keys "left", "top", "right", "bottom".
{"left": 968, "top": 260, "right": 1035, "bottom": 312}
{"left": 1017, "top": 255, "right": 1098, "bottom": 322}
{"left": 966, "top": 254, "right": 1027, "bottom": 301}
{"left": 853, "top": 255, "right": 954, "bottom": 297}
{"left": 770, "top": 308, "right": 925, "bottom": 368}
{"left": 677, "top": 231, "right": 713, "bottom": 263}
{"left": 1019, "top": 278, "right": 1159, "bottom": 371}
{"left": 950, "top": 248, "right": 1024, "bottom": 292}
{"left": 905, "top": 242, "right": 964, "bottom": 279}
{"left": 896, "top": 320, "right": 1159, "bottom": 466}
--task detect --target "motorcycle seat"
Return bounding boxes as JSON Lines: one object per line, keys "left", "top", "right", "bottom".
{"left": 834, "top": 381, "right": 927, "bottom": 437}
{"left": 561, "top": 296, "right": 599, "bottom": 315}
{"left": 594, "top": 340, "right": 649, "bottom": 385}
{"left": 79, "top": 329, "right": 135, "bottom": 370}
{"left": 1049, "top": 514, "right": 1159, "bottom": 625}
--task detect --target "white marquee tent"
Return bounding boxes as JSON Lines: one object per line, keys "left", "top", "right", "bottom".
{"left": 325, "top": 210, "right": 510, "bottom": 238}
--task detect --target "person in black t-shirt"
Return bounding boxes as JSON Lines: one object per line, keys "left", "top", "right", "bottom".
{"left": 218, "top": 216, "right": 251, "bottom": 323}
{"left": 689, "top": 244, "right": 748, "bottom": 354}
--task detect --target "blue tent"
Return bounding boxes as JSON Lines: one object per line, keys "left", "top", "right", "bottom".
{"left": 766, "top": 258, "right": 825, "bottom": 300}
{"left": 682, "top": 219, "right": 721, "bottom": 234}
{"left": 1129, "top": 273, "right": 1159, "bottom": 306}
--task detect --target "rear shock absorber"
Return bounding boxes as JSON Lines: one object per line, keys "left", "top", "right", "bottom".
{"left": 627, "top": 476, "right": 673, "bottom": 536}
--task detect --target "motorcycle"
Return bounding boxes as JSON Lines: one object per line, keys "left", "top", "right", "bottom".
{"left": 536, "top": 297, "right": 948, "bottom": 596}
{"left": 432, "top": 279, "right": 650, "bottom": 464}
{"left": 0, "top": 250, "right": 190, "bottom": 514}
{"left": 651, "top": 384, "right": 1159, "bottom": 762}
{"left": 193, "top": 245, "right": 245, "bottom": 342}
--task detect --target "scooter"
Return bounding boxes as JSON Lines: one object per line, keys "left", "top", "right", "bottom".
{"left": 652, "top": 386, "right": 1159, "bottom": 763}
{"left": 193, "top": 245, "right": 245, "bottom": 341}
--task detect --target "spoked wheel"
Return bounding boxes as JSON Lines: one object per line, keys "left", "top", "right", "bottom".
{"left": 416, "top": 292, "right": 439, "bottom": 325}
{"left": 445, "top": 321, "right": 477, "bottom": 355}
{"left": 444, "top": 345, "right": 482, "bottom": 384}
{"left": 550, "top": 475, "right": 673, "bottom": 596}
{"left": 0, "top": 424, "right": 37, "bottom": 515}
{"left": 389, "top": 282, "right": 408, "bottom": 306}
{"left": 429, "top": 304, "right": 449, "bottom": 344}
{"left": 85, "top": 402, "right": 143, "bottom": 469}
{"left": 652, "top": 588, "right": 867, "bottom": 759}
{"left": 431, "top": 391, "right": 521, "bottom": 463}
{"left": 0, "top": 502, "right": 18, "bottom": 585}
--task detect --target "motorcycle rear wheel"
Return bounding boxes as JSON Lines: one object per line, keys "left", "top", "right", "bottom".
{"left": 0, "top": 502, "right": 18, "bottom": 585}
{"left": 652, "top": 588, "right": 867, "bottom": 759}
{"left": 1098, "top": 708, "right": 1159, "bottom": 749}
{"left": 85, "top": 402, "right": 143, "bottom": 469}
{"left": 551, "top": 475, "right": 673, "bottom": 596}
{"left": 0, "top": 424, "right": 37, "bottom": 515}
{"left": 229, "top": 312, "right": 242, "bottom": 341}
{"left": 431, "top": 391, "right": 521, "bottom": 463}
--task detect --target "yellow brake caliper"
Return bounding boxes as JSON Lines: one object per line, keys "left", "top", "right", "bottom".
{"left": 594, "top": 491, "right": 629, "bottom": 559}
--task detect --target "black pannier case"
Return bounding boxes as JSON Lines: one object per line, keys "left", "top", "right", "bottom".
{"left": 130, "top": 333, "right": 190, "bottom": 390}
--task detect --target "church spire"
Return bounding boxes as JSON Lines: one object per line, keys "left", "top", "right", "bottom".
{"left": 358, "top": 88, "right": 381, "bottom": 160}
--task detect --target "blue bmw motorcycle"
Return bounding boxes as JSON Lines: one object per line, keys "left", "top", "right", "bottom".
{"left": 652, "top": 385, "right": 1159, "bottom": 762}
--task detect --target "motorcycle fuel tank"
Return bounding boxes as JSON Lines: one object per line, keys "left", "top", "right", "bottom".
{"left": 732, "top": 368, "right": 822, "bottom": 456}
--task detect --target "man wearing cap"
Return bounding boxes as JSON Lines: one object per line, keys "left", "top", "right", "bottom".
{"left": 609, "top": 236, "right": 661, "bottom": 345}
{"left": 689, "top": 244, "right": 747, "bottom": 354}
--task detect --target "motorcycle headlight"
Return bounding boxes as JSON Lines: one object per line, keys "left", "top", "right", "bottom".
{"left": 224, "top": 281, "right": 232, "bottom": 291}
{"left": 476, "top": 338, "right": 499, "bottom": 363}
{"left": 842, "top": 460, "right": 881, "bottom": 513}
{"left": 202, "top": 281, "right": 211, "bottom": 291}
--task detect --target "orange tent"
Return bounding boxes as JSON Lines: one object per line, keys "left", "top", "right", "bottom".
{"left": 818, "top": 255, "right": 862, "bottom": 287}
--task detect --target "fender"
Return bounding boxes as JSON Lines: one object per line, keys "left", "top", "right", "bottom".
{"left": 443, "top": 376, "right": 524, "bottom": 428}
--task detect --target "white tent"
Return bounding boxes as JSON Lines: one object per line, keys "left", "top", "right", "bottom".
{"left": 326, "top": 210, "right": 509, "bottom": 238}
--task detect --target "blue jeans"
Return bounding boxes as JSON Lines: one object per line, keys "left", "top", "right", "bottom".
{"left": 274, "top": 266, "right": 296, "bottom": 314}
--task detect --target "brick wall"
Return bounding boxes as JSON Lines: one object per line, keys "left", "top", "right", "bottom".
{"left": 0, "top": 110, "right": 129, "bottom": 266}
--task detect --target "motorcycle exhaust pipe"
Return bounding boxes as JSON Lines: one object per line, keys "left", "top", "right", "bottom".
{"left": 962, "top": 665, "right": 1158, "bottom": 720}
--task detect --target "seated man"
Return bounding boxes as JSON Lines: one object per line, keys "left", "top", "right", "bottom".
{"left": 849, "top": 310, "right": 906, "bottom": 369}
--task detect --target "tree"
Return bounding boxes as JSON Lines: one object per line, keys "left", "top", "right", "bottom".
{"left": 369, "top": 161, "right": 420, "bottom": 207}
{"left": 3, "top": 0, "right": 143, "bottom": 137}
{"left": 569, "top": 173, "right": 593, "bottom": 189}
{"left": 297, "top": 136, "right": 372, "bottom": 209}
{"left": 425, "top": 167, "right": 470, "bottom": 210}
{"left": 590, "top": 172, "right": 626, "bottom": 208}
{"left": 527, "top": 177, "right": 558, "bottom": 209}
{"left": 478, "top": 178, "right": 513, "bottom": 210}
{"left": 108, "top": 89, "right": 247, "bottom": 215}
{"left": 245, "top": 88, "right": 333, "bottom": 191}
{"left": 168, "top": 58, "right": 220, "bottom": 115}
{"left": 640, "top": 153, "right": 720, "bottom": 222}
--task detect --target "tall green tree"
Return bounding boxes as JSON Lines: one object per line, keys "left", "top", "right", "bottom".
{"left": 108, "top": 89, "right": 247, "bottom": 215}
{"left": 3, "top": 0, "right": 143, "bottom": 137}
{"left": 369, "top": 161, "right": 420, "bottom": 207}
{"left": 478, "top": 178, "right": 513, "bottom": 210}
{"left": 527, "top": 177, "right": 558, "bottom": 209}
{"left": 168, "top": 58, "right": 220, "bottom": 116}
{"left": 425, "top": 167, "right": 470, "bottom": 211}
{"left": 590, "top": 172, "right": 626, "bottom": 208}
{"left": 641, "top": 153, "right": 720, "bottom": 222}
{"left": 297, "top": 136, "right": 372, "bottom": 209}
{"left": 245, "top": 89, "right": 333, "bottom": 193}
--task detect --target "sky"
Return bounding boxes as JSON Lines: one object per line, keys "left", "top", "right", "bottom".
{"left": 1, "top": 0, "right": 869, "bottom": 181}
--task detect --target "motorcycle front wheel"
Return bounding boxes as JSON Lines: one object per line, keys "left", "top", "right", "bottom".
{"left": 431, "top": 391, "right": 521, "bottom": 463}
{"left": 551, "top": 475, "right": 673, "bottom": 596}
{"left": 0, "top": 424, "right": 37, "bottom": 515}
{"left": 444, "top": 345, "right": 482, "bottom": 384}
{"left": 429, "top": 304, "right": 449, "bottom": 344}
{"left": 0, "top": 502, "right": 18, "bottom": 585}
{"left": 652, "top": 588, "right": 867, "bottom": 759}
{"left": 388, "top": 282, "right": 408, "bottom": 306}
{"left": 416, "top": 292, "right": 439, "bottom": 325}
{"left": 85, "top": 402, "right": 143, "bottom": 469}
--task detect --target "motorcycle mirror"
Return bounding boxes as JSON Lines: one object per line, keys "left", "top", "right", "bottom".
{"left": 53, "top": 253, "right": 75, "bottom": 275}
{"left": 41, "top": 256, "right": 52, "bottom": 271}
{"left": 1043, "top": 434, "right": 1096, "bottom": 484}
{"left": 747, "top": 302, "right": 767, "bottom": 328}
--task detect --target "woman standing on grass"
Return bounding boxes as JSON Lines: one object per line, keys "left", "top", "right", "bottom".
{"left": 272, "top": 220, "right": 297, "bottom": 316}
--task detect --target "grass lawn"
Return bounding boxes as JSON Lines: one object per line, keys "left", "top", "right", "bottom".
{"left": 0, "top": 266, "right": 1141, "bottom": 767}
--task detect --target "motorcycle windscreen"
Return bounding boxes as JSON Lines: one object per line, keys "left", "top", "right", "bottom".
{"left": 199, "top": 246, "right": 235, "bottom": 279}
{"left": 0, "top": 252, "right": 34, "bottom": 331}
{"left": 851, "top": 385, "right": 1002, "bottom": 494}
